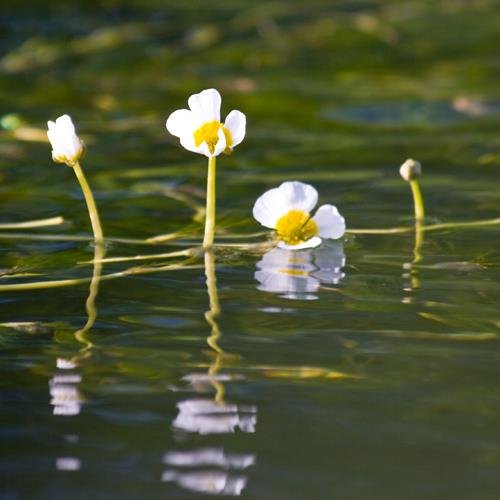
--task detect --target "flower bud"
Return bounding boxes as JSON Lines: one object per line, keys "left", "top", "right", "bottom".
{"left": 399, "top": 158, "right": 422, "bottom": 182}
{"left": 47, "top": 114, "right": 84, "bottom": 167}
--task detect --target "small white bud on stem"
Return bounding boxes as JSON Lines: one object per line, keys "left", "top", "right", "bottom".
{"left": 399, "top": 158, "right": 422, "bottom": 182}
{"left": 399, "top": 158, "right": 425, "bottom": 222}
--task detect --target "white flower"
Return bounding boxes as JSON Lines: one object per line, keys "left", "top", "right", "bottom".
{"left": 47, "top": 114, "right": 84, "bottom": 166}
{"left": 166, "top": 88, "right": 246, "bottom": 157}
{"left": 252, "top": 181, "right": 345, "bottom": 249}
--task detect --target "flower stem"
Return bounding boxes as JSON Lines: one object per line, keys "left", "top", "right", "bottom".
{"left": 203, "top": 156, "right": 216, "bottom": 249}
{"left": 410, "top": 179, "right": 425, "bottom": 222}
{"left": 73, "top": 161, "right": 104, "bottom": 244}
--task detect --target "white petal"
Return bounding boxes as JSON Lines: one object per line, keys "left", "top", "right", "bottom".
{"left": 312, "top": 204, "right": 346, "bottom": 239}
{"left": 252, "top": 187, "right": 283, "bottom": 228}
{"left": 55, "top": 114, "right": 76, "bottom": 133}
{"left": 46, "top": 114, "right": 82, "bottom": 162}
{"left": 252, "top": 181, "right": 318, "bottom": 229}
{"left": 224, "top": 110, "right": 246, "bottom": 147}
{"left": 46, "top": 127, "right": 57, "bottom": 146}
{"left": 166, "top": 109, "right": 195, "bottom": 138}
{"left": 188, "top": 89, "right": 221, "bottom": 122}
{"left": 278, "top": 181, "right": 318, "bottom": 212}
{"left": 277, "top": 237, "right": 322, "bottom": 250}
{"left": 212, "top": 127, "right": 226, "bottom": 157}
{"left": 180, "top": 133, "right": 209, "bottom": 156}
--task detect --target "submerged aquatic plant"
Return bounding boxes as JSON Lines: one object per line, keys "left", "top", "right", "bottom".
{"left": 252, "top": 181, "right": 345, "bottom": 250}
{"left": 166, "top": 89, "right": 246, "bottom": 249}
{"left": 47, "top": 114, "right": 104, "bottom": 244}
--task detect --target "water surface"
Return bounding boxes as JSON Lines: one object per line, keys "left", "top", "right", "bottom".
{"left": 1, "top": 1, "right": 499, "bottom": 498}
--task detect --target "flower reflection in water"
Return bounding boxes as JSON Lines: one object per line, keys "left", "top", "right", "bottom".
{"left": 49, "top": 368, "right": 83, "bottom": 417}
{"left": 255, "top": 242, "right": 346, "bottom": 300}
{"left": 163, "top": 251, "right": 256, "bottom": 496}
{"left": 51, "top": 243, "right": 105, "bottom": 472}
{"left": 162, "top": 448, "right": 255, "bottom": 496}
{"left": 172, "top": 398, "right": 257, "bottom": 435}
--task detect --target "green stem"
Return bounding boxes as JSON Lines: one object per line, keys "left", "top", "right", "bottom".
{"left": 0, "top": 260, "right": 202, "bottom": 292}
{"left": 410, "top": 179, "right": 425, "bottom": 222}
{"left": 203, "top": 156, "right": 216, "bottom": 249}
{"left": 0, "top": 217, "right": 64, "bottom": 229}
{"left": 73, "top": 161, "right": 104, "bottom": 244}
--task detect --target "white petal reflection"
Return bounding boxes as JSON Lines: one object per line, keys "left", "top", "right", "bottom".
{"left": 56, "top": 457, "right": 81, "bottom": 471}
{"left": 255, "top": 243, "right": 346, "bottom": 300}
{"left": 49, "top": 375, "right": 84, "bottom": 417}
{"left": 164, "top": 448, "right": 255, "bottom": 470}
{"left": 311, "top": 243, "right": 346, "bottom": 284}
{"left": 162, "top": 469, "right": 247, "bottom": 496}
{"left": 57, "top": 358, "right": 78, "bottom": 370}
{"left": 172, "top": 399, "right": 257, "bottom": 435}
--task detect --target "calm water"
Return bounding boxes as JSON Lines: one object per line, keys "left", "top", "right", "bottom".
{"left": 1, "top": 1, "right": 500, "bottom": 498}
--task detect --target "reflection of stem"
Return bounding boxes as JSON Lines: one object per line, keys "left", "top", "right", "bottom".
{"left": 402, "top": 221, "right": 425, "bottom": 300}
{"left": 204, "top": 251, "right": 225, "bottom": 403}
{"left": 410, "top": 179, "right": 425, "bottom": 222}
{"left": 413, "top": 222, "right": 424, "bottom": 265}
{"left": 204, "top": 251, "right": 222, "bottom": 354}
{"left": 410, "top": 221, "right": 424, "bottom": 289}
{"left": 74, "top": 242, "right": 106, "bottom": 355}
{"left": 73, "top": 161, "right": 104, "bottom": 244}
{"left": 203, "top": 156, "right": 216, "bottom": 249}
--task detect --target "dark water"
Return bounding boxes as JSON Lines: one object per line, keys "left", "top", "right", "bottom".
{"left": 1, "top": 1, "right": 500, "bottom": 498}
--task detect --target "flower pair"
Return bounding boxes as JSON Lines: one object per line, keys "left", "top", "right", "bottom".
{"left": 166, "top": 89, "right": 346, "bottom": 249}
{"left": 47, "top": 88, "right": 247, "bottom": 165}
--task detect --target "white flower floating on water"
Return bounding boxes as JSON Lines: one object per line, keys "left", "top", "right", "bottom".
{"left": 253, "top": 181, "right": 346, "bottom": 249}
{"left": 47, "top": 114, "right": 84, "bottom": 166}
{"left": 166, "top": 88, "right": 246, "bottom": 157}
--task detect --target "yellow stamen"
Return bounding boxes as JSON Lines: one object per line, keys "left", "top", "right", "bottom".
{"left": 193, "top": 120, "right": 233, "bottom": 155}
{"left": 276, "top": 210, "right": 318, "bottom": 246}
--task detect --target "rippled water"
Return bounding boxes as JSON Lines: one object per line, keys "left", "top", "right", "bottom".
{"left": 1, "top": 1, "right": 500, "bottom": 498}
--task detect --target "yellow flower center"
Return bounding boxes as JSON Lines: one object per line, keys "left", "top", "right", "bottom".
{"left": 275, "top": 210, "right": 318, "bottom": 245}
{"left": 193, "top": 120, "right": 233, "bottom": 155}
